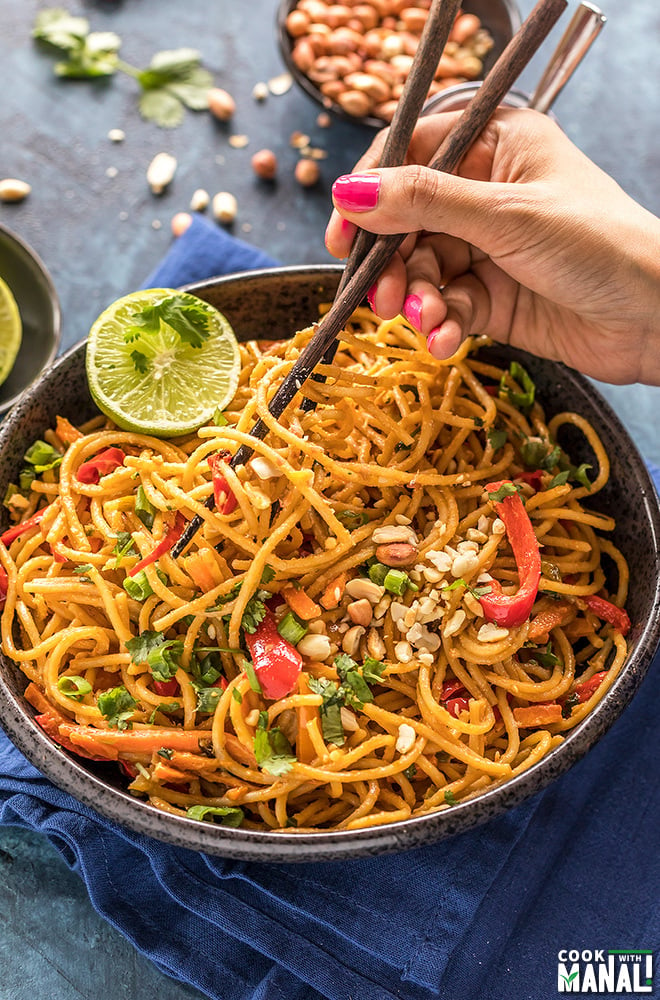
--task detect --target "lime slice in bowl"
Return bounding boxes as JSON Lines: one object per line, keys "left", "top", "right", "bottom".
{"left": 0, "top": 275, "right": 23, "bottom": 387}
{"left": 86, "top": 288, "right": 241, "bottom": 437}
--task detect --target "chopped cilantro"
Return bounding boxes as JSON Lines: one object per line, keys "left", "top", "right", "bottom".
{"left": 125, "top": 293, "right": 212, "bottom": 349}
{"left": 488, "top": 428, "right": 508, "bottom": 452}
{"left": 148, "top": 702, "right": 179, "bottom": 723}
{"left": 110, "top": 531, "right": 137, "bottom": 568}
{"left": 186, "top": 804, "right": 244, "bottom": 827}
{"left": 157, "top": 748, "right": 174, "bottom": 759}
{"left": 444, "top": 788, "right": 458, "bottom": 806}
{"left": 403, "top": 763, "right": 417, "bottom": 780}
{"left": 488, "top": 482, "right": 520, "bottom": 503}
{"left": 194, "top": 685, "right": 222, "bottom": 714}
{"left": 72, "top": 563, "right": 93, "bottom": 576}
{"left": 549, "top": 470, "right": 571, "bottom": 488}
{"left": 97, "top": 685, "right": 137, "bottom": 730}
{"left": 130, "top": 349, "right": 148, "bottom": 374}
{"left": 253, "top": 714, "right": 297, "bottom": 776}
{"left": 232, "top": 687, "right": 243, "bottom": 704}
{"left": 308, "top": 676, "right": 345, "bottom": 746}
{"left": 126, "top": 630, "right": 183, "bottom": 682}
{"left": 561, "top": 692, "right": 580, "bottom": 719}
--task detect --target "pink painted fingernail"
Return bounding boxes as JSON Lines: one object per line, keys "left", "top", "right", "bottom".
{"left": 332, "top": 173, "right": 381, "bottom": 212}
{"left": 427, "top": 327, "right": 444, "bottom": 359}
{"left": 403, "top": 294, "right": 423, "bottom": 330}
{"left": 367, "top": 283, "right": 378, "bottom": 311}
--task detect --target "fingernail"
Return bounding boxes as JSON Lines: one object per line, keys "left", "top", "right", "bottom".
{"left": 427, "top": 327, "right": 444, "bottom": 359}
{"left": 367, "top": 283, "right": 378, "bottom": 312}
{"left": 332, "top": 173, "right": 381, "bottom": 212}
{"left": 403, "top": 294, "right": 422, "bottom": 330}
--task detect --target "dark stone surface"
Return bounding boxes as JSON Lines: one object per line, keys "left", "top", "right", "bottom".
{"left": 0, "top": 1, "right": 659, "bottom": 998}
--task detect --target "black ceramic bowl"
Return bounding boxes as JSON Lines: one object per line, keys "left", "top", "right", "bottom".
{"left": 0, "top": 224, "right": 61, "bottom": 415}
{"left": 277, "top": 0, "right": 522, "bottom": 129}
{"left": 1, "top": 265, "right": 659, "bottom": 863}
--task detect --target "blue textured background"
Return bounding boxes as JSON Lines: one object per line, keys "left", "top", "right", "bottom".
{"left": 0, "top": 1, "right": 658, "bottom": 998}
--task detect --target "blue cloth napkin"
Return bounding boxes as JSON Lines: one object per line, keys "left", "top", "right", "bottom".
{"left": 1, "top": 214, "right": 659, "bottom": 1000}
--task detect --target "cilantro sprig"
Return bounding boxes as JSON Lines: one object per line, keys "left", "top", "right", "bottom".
{"left": 253, "top": 712, "right": 297, "bottom": 776}
{"left": 33, "top": 10, "right": 214, "bottom": 127}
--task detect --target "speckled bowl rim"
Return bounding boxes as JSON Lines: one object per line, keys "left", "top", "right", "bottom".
{"left": 0, "top": 264, "right": 659, "bottom": 863}
{"left": 0, "top": 223, "right": 61, "bottom": 415}
{"left": 276, "top": 0, "right": 523, "bottom": 130}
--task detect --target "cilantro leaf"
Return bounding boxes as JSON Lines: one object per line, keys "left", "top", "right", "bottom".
{"left": 335, "top": 654, "right": 374, "bottom": 709}
{"left": 33, "top": 10, "right": 120, "bottom": 78}
{"left": 308, "top": 676, "right": 345, "bottom": 746}
{"left": 561, "top": 692, "right": 580, "bottom": 719}
{"left": 72, "top": 564, "right": 93, "bottom": 576}
{"left": 240, "top": 592, "right": 268, "bottom": 635}
{"left": 362, "top": 657, "right": 386, "bottom": 684}
{"left": 444, "top": 788, "right": 458, "bottom": 806}
{"left": 253, "top": 715, "right": 297, "bottom": 776}
{"left": 549, "top": 470, "right": 570, "bottom": 488}
{"left": 487, "top": 428, "right": 508, "bottom": 452}
{"left": 97, "top": 685, "right": 137, "bottom": 730}
{"left": 130, "top": 350, "right": 149, "bottom": 374}
{"left": 488, "top": 482, "right": 520, "bottom": 503}
{"left": 110, "top": 531, "right": 137, "bottom": 569}
{"left": 126, "top": 630, "right": 167, "bottom": 664}
{"left": 125, "top": 294, "right": 212, "bottom": 349}
{"left": 186, "top": 804, "right": 244, "bottom": 827}
{"left": 193, "top": 685, "right": 222, "bottom": 714}
{"left": 126, "top": 631, "right": 183, "bottom": 682}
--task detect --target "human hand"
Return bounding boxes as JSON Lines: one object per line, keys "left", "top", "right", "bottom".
{"left": 325, "top": 109, "right": 660, "bottom": 385}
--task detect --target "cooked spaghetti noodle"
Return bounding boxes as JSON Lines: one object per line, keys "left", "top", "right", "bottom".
{"left": 0, "top": 308, "right": 630, "bottom": 833}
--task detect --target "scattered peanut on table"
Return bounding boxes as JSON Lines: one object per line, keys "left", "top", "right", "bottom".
{"left": 285, "top": 1, "right": 494, "bottom": 121}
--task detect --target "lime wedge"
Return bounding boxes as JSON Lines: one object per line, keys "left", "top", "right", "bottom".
{"left": 0, "top": 276, "right": 22, "bottom": 387}
{"left": 86, "top": 288, "right": 241, "bottom": 437}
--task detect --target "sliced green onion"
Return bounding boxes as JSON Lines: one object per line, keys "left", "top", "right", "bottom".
{"left": 57, "top": 675, "right": 92, "bottom": 700}
{"left": 383, "top": 568, "right": 410, "bottom": 595}
{"left": 277, "top": 610, "right": 307, "bottom": 645}
{"left": 368, "top": 562, "right": 389, "bottom": 586}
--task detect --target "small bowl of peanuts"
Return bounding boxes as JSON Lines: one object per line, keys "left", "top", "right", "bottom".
{"left": 277, "top": 0, "right": 522, "bottom": 128}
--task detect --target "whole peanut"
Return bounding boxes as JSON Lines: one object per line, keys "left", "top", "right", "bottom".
{"left": 251, "top": 149, "right": 278, "bottom": 179}
{"left": 295, "top": 158, "right": 320, "bottom": 186}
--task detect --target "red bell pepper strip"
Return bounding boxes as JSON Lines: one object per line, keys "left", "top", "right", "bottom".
{"left": 245, "top": 609, "right": 302, "bottom": 701}
{"left": 572, "top": 669, "right": 609, "bottom": 703}
{"left": 440, "top": 678, "right": 466, "bottom": 701}
{"left": 517, "top": 469, "right": 544, "bottom": 492}
{"left": 153, "top": 679, "right": 180, "bottom": 697}
{"left": 446, "top": 696, "right": 470, "bottom": 718}
{"left": 0, "top": 508, "right": 47, "bottom": 546}
{"left": 77, "top": 447, "right": 125, "bottom": 484}
{"left": 584, "top": 595, "right": 631, "bottom": 636}
{"left": 128, "top": 512, "right": 186, "bottom": 577}
{"left": 208, "top": 451, "right": 237, "bottom": 515}
{"left": 478, "top": 481, "right": 541, "bottom": 628}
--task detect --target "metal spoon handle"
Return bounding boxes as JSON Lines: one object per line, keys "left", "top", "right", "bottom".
{"left": 528, "top": 1, "right": 606, "bottom": 114}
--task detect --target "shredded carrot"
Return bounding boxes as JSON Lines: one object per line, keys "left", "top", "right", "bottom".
{"left": 167, "top": 751, "right": 221, "bottom": 773}
{"left": 56, "top": 415, "right": 83, "bottom": 443}
{"left": 24, "top": 681, "right": 61, "bottom": 718}
{"left": 60, "top": 724, "right": 212, "bottom": 754}
{"left": 319, "top": 571, "right": 349, "bottom": 610}
{"left": 152, "top": 761, "right": 190, "bottom": 785}
{"left": 281, "top": 585, "right": 322, "bottom": 621}
{"left": 513, "top": 703, "right": 563, "bottom": 727}
{"left": 528, "top": 600, "right": 573, "bottom": 642}
{"left": 296, "top": 673, "right": 320, "bottom": 764}
{"left": 183, "top": 547, "right": 223, "bottom": 592}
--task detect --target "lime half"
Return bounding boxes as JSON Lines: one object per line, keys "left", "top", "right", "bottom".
{"left": 86, "top": 288, "right": 241, "bottom": 437}
{"left": 0, "top": 276, "right": 22, "bottom": 387}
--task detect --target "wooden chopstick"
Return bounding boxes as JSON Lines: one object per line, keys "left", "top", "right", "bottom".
{"left": 172, "top": 0, "right": 568, "bottom": 557}
{"left": 300, "top": 0, "right": 462, "bottom": 413}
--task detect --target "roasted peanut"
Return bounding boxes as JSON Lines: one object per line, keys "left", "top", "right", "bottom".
{"left": 375, "top": 542, "right": 417, "bottom": 567}
{"left": 286, "top": 9, "right": 311, "bottom": 36}
{"left": 292, "top": 38, "right": 317, "bottom": 71}
{"left": 450, "top": 12, "right": 481, "bottom": 45}
{"left": 344, "top": 71, "right": 390, "bottom": 103}
{"left": 337, "top": 88, "right": 372, "bottom": 116}
{"left": 207, "top": 87, "right": 236, "bottom": 121}
{"left": 399, "top": 7, "right": 428, "bottom": 32}
{"left": 294, "top": 158, "right": 320, "bottom": 186}
{"left": 251, "top": 149, "right": 278, "bottom": 179}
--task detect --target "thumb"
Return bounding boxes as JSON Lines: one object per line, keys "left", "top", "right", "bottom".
{"left": 331, "top": 166, "right": 513, "bottom": 249}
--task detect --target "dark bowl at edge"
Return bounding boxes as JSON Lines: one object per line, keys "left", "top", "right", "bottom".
{"left": 0, "top": 264, "right": 659, "bottom": 863}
